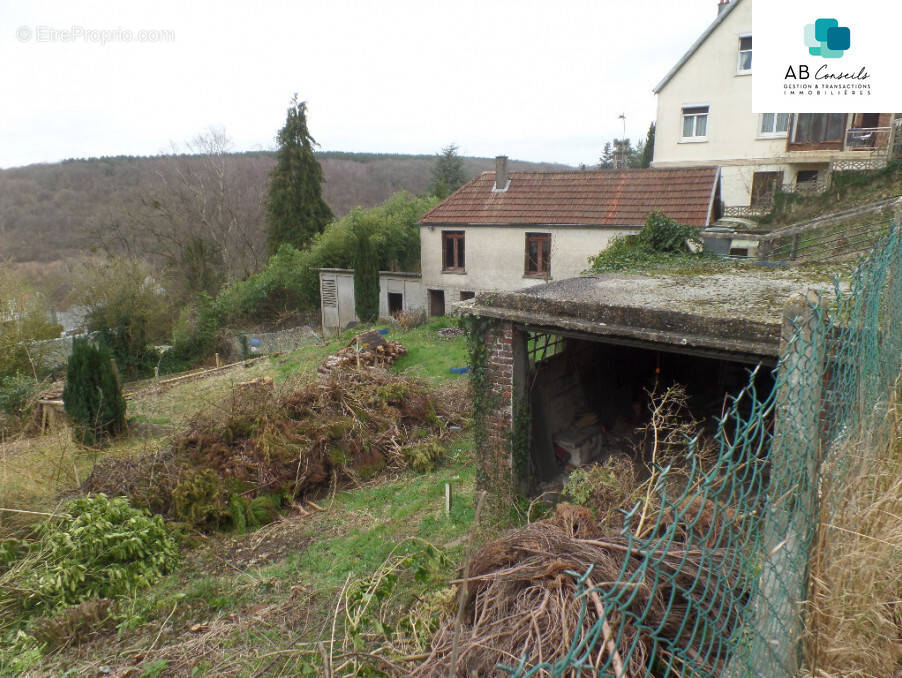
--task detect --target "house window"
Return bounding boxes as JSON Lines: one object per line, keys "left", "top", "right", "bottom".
{"left": 681, "top": 106, "right": 709, "bottom": 140}
{"left": 760, "top": 113, "right": 790, "bottom": 137}
{"left": 793, "top": 114, "right": 846, "bottom": 144}
{"left": 525, "top": 233, "right": 551, "bottom": 277}
{"left": 737, "top": 35, "right": 752, "bottom": 72}
{"left": 442, "top": 231, "right": 465, "bottom": 271}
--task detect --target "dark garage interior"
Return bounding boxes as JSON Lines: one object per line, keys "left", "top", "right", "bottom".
{"left": 527, "top": 333, "right": 776, "bottom": 486}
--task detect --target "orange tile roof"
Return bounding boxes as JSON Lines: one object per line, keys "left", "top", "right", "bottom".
{"left": 419, "top": 167, "right": 719, "bottom": 228}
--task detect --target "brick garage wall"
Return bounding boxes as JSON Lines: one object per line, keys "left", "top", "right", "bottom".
{"left": 476, "top": 319, "right": 516, "bottom": 502}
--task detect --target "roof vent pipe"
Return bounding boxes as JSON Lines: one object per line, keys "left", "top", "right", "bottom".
{"left": 717, "top": 0, "right": 730, "bottom": 15}
{"left": 494, "top": 155, "right": 509, "bottom": 192}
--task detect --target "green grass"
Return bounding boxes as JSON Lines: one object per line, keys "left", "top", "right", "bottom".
{"left": 1, "top": 320, "right": 469, "bottom": 536}
{"left": 2, "top": 322, "right": 476, "bottom": 674}
{"left": 760, "top": 160, "right": 902, "bottom": 228}
{"left": 291, "top": 452, "right": 475, "bottom": 591}
{"left": 27, "top": 434, "right": 477, "bottom": 676}
{"left": 265, "top": 318, "right": 469, "bottom": 384}
{"left": 390, "top": 318, "right": 469, "bottom": 380}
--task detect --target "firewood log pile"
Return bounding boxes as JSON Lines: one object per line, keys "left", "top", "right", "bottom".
{"left": 318, "top": 330, "right": 408, "bottom": 378}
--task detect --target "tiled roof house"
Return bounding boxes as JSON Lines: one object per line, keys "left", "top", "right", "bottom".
{"left": 418, "top": 157, "right": 720, "bottom": 315}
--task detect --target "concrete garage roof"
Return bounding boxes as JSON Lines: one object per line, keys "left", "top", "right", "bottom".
{"left": 468, "top": 269, "right": 846, "bottom": 364}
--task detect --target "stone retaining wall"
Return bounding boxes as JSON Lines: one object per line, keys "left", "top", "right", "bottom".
{"left": 224, "top": 326, "right": 319, "bottom": 361}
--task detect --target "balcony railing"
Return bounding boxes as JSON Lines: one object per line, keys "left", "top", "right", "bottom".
{"left": 844, "top": 127, "right": 892, "bottom": 152}
{"left": 722, "top": 205, "right": 771, "bottom": 219}
{"left": 780, "top": 180, "right": 830, "bottom": 195}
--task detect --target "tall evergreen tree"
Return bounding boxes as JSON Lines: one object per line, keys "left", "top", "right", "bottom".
{"left": 351, "top": 215, "right": 379, "bottom": 323}
{"left": 598, "top": 142, "right": 615, "bottom": 169}
{"left": 63, "top": 338, "right": 127, "bottom": 445}
{"left": 640, "top": 122, "right": 656, "bottom": 168}
{"left": 429, "top": 144, "right": 467, "bottom": 199}
{"left": 266, "top": 97, "right": 333, "bottom": 255}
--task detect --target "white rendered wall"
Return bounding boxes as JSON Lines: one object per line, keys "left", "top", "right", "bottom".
{"left": 419, "top": 225, "right": 635, "bottom": 305}
{"left": 652, "top": 1, "right": 788, "bottom": 205}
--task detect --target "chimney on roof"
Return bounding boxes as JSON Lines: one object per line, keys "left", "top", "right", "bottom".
{"left": 494, "top": 155, "right": 509, "bottom": 192}
{"left": 717, "top": 0, "right": 730, "bottom": 15}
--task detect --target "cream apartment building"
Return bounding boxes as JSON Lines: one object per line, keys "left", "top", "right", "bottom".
{"left": 652, "top": 0, "right": 899, "bottom": 215}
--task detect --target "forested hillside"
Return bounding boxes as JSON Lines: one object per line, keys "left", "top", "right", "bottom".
{"left": 0, "top": 152, "right": 570, "bottom": 265}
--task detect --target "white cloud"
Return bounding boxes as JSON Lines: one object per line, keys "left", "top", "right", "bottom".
{"left": 0, "top": 0, "right": 718, "bottom": 168}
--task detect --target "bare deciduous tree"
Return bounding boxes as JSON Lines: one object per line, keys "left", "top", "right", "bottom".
{"left": 99, "top": 128, "right": 269, "bottom": 299}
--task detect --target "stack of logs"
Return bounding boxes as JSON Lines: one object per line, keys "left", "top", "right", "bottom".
{"left": 318, "top": 330, "right": 408, "bottom": 378}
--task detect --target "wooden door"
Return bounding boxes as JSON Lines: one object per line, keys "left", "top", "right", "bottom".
{"left": 751, "top": 171, "right": 783, "bottom": 207}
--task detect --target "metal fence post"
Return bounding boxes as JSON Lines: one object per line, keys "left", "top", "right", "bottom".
{"left": 790, "top": 233, "right": 800, "bottom": 261}
{"left": 744, "top": 291, "right": 825, "bottom": 676}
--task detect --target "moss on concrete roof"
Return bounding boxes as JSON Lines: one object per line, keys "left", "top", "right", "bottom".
{"left": 470, "top": 264, "right": 849, "bottom": 359}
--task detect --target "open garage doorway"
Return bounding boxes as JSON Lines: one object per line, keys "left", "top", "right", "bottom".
{"left": 526, "top": 333, "right": 776, "bottom": 489}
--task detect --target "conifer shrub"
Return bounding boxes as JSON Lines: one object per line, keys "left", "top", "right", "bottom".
{"left": 353, "top": 216, "right": 380, "bottom": 323}
{"left": 0, "top": 375, "right": 38, "bottom": 418}
{"left": 62, "top": 338, "right": 127, "bottom": 445}
{"left": 0, "top": 494, "right": 178, "bottom": 614}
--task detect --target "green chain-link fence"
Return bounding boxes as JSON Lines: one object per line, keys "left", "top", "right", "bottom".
{"left": 506, "top": 222, "right": 901, "bottom": 677}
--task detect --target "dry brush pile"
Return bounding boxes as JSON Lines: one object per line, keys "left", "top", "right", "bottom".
{"left": 413, "top": 385, "right": 745, "bottom": 678}
{"left": 83, "top": 368, "right": 465, "bottom": 531}
{"left": 803, "top": 381, "right": 902, "bottom": 677}
{"left": 413, "top": 501, "right": 740, "bottom": 678}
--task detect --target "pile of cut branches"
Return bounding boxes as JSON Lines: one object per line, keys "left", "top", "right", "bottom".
{"left": 414, "top": 385, "right": 740, "bottom": 677}
{"left": 414, "top": 503, "right": 739, "bottom": 677}
{"left": 83, "top": 368, "right": 463, "bottom": 530}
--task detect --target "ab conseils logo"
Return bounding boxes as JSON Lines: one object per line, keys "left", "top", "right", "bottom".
{"left": 804, "top": 18, "right": 851, "bottom": 59}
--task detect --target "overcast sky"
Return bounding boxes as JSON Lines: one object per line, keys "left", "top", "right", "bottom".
{"left": 1, "top": 1, "right": 719, "bottom": 169}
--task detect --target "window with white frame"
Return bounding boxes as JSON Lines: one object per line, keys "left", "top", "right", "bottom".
{"left": 738, "top": 35, "right": 752, "bottom": 72}
{"left": 681, "top": 106, "right": 709, "bottom": 140}
{"left": 760, "top": 113, "right": 790, "bottom": 137}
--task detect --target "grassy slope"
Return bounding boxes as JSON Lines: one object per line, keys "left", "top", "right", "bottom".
{"left": 1, "top": 319, "right": 477, "bottom": 675}
{"left": 760, "top": 160, "right": 902, "bottom": 229}
{"left": 0, "top": 320, "right": 468, "bottom": 526}
{"left": 36, "top": 447, "right": 477, "bottom": 677}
